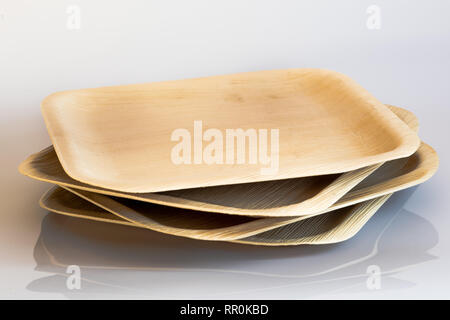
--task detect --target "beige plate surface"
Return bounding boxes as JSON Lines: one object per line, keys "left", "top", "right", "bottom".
{"left": 41, "top": 187, "right": 392, "bottom": 246}
{"left": 43, "top": 138, "right": 437, "bottom": 241}
{"left": 41, "top": 69, "right": 419, "bottom": 193}
{"left": 21, "top": 106, "right": 414, "bottom": 217}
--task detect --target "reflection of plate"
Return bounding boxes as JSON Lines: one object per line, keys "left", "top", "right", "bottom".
{"left": 41, "top": 186, "right": 391, "bottom": 245}
{"left": 28, "top": 189, "right": 438, "bottom": 299}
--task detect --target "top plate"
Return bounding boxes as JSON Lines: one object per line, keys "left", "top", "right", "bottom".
{"left": 41, "top": 68, "right": 420, "bottom": 193}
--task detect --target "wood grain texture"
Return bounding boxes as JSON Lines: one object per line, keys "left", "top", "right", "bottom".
{"left": 19, "top": 106, "right": 416, "bottom": 217}
{"left": 41, "top": 139, "right": 437, "bottom": 241}
{"left": 41, "top": 69, "right": 420, "bottom": 193}
{"left": 42, "top": 185, "right": 268, "bottom": 241}
{"left": 40, "top": 186, "right": 391, "bottom": 246}
{"left": 235, "top": 195, "right": 392, "bottom": 246}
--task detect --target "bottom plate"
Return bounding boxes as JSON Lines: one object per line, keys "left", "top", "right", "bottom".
{"left": 40, "top": 186, "right": 392, "bottom": 246}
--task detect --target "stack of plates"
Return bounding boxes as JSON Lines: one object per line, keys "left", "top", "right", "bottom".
{"left": 19, "top": 69, "right": 438, "bottom": 246}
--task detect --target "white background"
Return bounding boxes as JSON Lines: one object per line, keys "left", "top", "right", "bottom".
{"left": 0, "top": 0, "right": 449, "bottom": 299}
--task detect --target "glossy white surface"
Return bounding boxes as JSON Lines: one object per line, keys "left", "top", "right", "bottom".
{"left": 1, "top": 0, "right": 449, "bottom": 299}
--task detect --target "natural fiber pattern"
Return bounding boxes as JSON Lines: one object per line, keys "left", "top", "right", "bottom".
{"left": 41, "top": 70, "right": 419, "bottom": 193}
{"left": 236, "top": 195, "right": 391, "bottom": 245}
{"left": 40, "top": 187, "right": 391, "bottom": 246}
{"left": 20, "top": 146, "right": 380, "bottom": 217}
{"left": 42, "top": 186, "right": 275, "bottom": 241}
{"left": 26, "top": 106, "right": 438, "bottom": 240}
{"left": 328, "top": 144, "right": 438, "bottom": 210}
{"left": 20, "top": 107, "right": 412, "bottom": 217}
{"left": 50, "top": 138, "right": 435, "bottom": 240}
{"left": 40, "top": 186, "right": 131, "bottom": 226}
